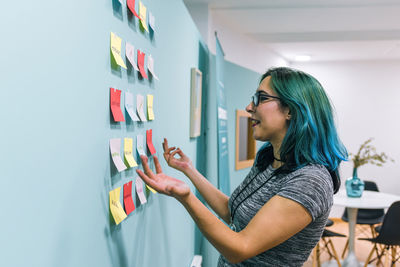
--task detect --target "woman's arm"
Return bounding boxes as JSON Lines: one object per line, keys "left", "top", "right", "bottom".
{"left": 137, "top": 155, "right": 312, "bottom": 264}
{"left": 162, "top": 139, "right": 230, "bottom": 223}
{"left": 180, "top": 193, "right": 311, "bottom": 263}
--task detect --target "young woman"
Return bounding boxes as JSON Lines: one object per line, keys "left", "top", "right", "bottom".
{"left": 136, "top": 67, "right": 347, "bottom": 266}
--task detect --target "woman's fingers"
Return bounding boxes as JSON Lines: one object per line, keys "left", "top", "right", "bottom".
{"left": 140, "top": 155, "right": 154, "bottom": 177}
{"left": 162, "top": 138, "right": 177, "bottom": 155}
{"left": 170, "top": 149, "right": 180, "bottom": 160}
{"left": 164, "top": 146, "right": 176, "bottom": 154}
{"left": 162, "top": 138, "right": 169, "bottom": 152}
{"left": 153, "top": 155, "right": 163, "bottom": 174}
{"left": 177, "top": 148, "right": 186, "bottom": 158}
{"left": 136, "top": 169, "right": 160, "bottom": 192}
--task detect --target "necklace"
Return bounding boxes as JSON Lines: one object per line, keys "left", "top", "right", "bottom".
{"left": 229, "top": 166, "right": 276, "bottom": 230}
{"left": 273, "top": 156, "right": 283, "bottom": 162}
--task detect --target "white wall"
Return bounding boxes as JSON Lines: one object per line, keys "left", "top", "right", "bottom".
{"left": 183, "top": 3, "right": 210, "bottom": 44}
{"left": 208, "top": 10, "right": 288, "bottom": 73}
{"left": 292, "top": 60, "right": 400, "bottom": 217}
{"left": 184, "top": 2, "right": 288, "bottom": 73}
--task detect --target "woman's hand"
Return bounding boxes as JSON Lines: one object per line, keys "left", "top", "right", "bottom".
{"left": 162, "top": 138, "right": 193, "bottom": 173}
{"left": 136, "top": 155, "right": 190, "bottom": 202}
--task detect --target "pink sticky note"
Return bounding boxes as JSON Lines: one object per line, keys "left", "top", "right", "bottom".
{"left": 123, "top": 181, "right": 135, "bottom": 215}
{"left": 110, "top": 88, "right": 125, "bottom": 122}
{"left": 137, "top": 50, "right": 148, "bottom": 79}
{"left": 146, "top": 129, "right": 156, "bottom": 155}
{"left": 135, "top": 177, "right": 147, "bottom": 204}
{"left": 127, "top": 0, "right": 140, "bottom": 19}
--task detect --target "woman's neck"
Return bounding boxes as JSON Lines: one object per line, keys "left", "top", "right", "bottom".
{"left": 271, "top": 140, "right": 284, "bottom": 169}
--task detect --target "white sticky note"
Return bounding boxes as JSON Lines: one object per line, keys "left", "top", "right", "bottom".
{"left": 190, "top": 255, "right": 203, "bottom": 267}
{"left": 135, "top": 177, "right": 147, "bottom": 204}
{"left": 110, "top": 138, "right": 127, "bottom": 172}
{"left": 125, "top": 92, "right": 140, "bottom": 121}
{"left": 136, "top": 94, "right": 147, "bottom": 122}
{"left": 147, "top": 54, "right": 159, "bottom": 80}
{"left": 125, "top": 42, "right": 139, "bottom": 71}
{"left": 136, "top": 134, "right": 146, "bottom": 156}
{"left": 149, "top": 12, "right": 155, "bottom": 31}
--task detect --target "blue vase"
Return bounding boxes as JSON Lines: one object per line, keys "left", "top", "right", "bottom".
{"left": 345, "top": 168, "right": 365, "bottom": 197}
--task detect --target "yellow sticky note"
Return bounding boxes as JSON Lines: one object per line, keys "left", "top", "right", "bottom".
{"left": 139, "top": 1, "right": 149, "bottom": 32}
{"left": 124, "top": 138, "right": 138, "bottom": 168}
{"left": 110, "top": 32, "right": 127, "bottom": 69}
{"left": 109, "top": 187, "right": 127, "bottom": 225}
{"left": 146, "top": 184, "right": 157, "bottom": 194}
{"left": 147, "top": 94, "right": 154, "bottom": 120}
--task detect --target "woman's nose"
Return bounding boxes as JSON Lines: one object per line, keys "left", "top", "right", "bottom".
{"left": 245, "top": 102, "right": 254, "bottom": 113}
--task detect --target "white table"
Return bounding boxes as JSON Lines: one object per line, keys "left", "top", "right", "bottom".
{"left": 333, "top": 190, "right": 400, "bottom": 267}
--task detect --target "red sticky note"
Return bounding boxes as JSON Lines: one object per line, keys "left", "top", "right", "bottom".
{"left": 137, "top": 50, "right": 148, "bottom": 79}
{"left": 127, "top": 0, "right": 140, "bottom": 19}
{"left": 146, "top": 129, "right": 156, "bottom": 155}
{"left": 123, "top": 181, "right": 135, "bottom": 215}
{"left": 110, "top": 88, "right": 125, "bottom": 122}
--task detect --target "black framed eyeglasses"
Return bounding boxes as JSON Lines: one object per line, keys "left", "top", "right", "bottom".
{"left": 251, "top": 91, "right": 281, "bottom": 107}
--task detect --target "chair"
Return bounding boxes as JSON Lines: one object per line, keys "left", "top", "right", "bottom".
{"left": 359, "top": 201, "right": 400, "bottom": 267}
{"left": 341, "top": 180, "right": 385, "bottom": 258}
{"left": 313, "top": 219, "right": 346, "bottom": 267}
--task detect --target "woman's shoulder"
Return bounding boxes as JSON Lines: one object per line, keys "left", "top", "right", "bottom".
{"left": 291, "top": 163, "right": 331, "bottom": 179}
{"left": 279, "top": 163, "right": 334, "bottom": 192}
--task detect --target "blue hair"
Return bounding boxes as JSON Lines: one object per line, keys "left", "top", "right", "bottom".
{"left": 256, "top": 67, "right": 347, "bottom": 193}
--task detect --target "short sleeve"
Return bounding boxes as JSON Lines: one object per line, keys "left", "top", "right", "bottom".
{"left": 277, "top": 165, "right": 334, "bottom": 221}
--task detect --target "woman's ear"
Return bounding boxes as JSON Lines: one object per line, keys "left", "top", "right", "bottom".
{"left": 285, "top": 108, "right": 292, "bottom": 120}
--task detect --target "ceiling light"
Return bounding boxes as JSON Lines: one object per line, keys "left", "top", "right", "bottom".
{"left": 294, "top": 55, "right": 311, "bottom": 62}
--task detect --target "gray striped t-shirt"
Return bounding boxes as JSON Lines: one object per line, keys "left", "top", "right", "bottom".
{"left": 218, "top": 163, "right": 333, "bottom": 267}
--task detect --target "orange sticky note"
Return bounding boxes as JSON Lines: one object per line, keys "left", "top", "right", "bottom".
{"left": 137, "top": 49, "right": 148, "bottom": 79}
{"left": 110, "top": 88, "right": 125, "bottom": 122}
{"left": 123, "top": 181, "right": 135, "bottom": 215}
{"left": 146, "top": 129, "right": 156, "bottom": 155}
{"left": 127, "top": 0, "right": 140, "bottom": 19}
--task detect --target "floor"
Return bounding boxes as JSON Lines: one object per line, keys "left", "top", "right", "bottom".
{"left": 302, "top": 218, "right": 399, "bottom": 267}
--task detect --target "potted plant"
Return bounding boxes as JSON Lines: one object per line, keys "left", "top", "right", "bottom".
{"left": 346, "top": 138, "right": 393, "bottom": 197}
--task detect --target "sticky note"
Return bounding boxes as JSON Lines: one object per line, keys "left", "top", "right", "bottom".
{"left": 109, "top": 187, "right": 127, "bottom": 225}
{"left": 139, "top": 1, "right": 149, "bottom": 32}
{"left": 110, "top": 88, "right": 125, "bottom": 122}
{"left": 146, "top": 184, "right": 157, "bottom": 194}
{"left": 147, "top": 94, "right": 154, "bottom": 121}
{"left": 146, "top": 129, "right": 156, "bottom": 155}
{"left": 137, "top": 50, "right": 148, "bottom": 79}
{"left": 127, "top": 0, "right": 140, "bottom": 19}
{"left": 124, "top": 138, "right": 138, "bottom": 168}
{"left": 125, "top": 92, "right": 140, "bottom": 121}
{"left": 136, "top": 94, "right": 147, "bottom": 121}
{"left": 147, "top": 54, "right": 159, "bottom": 80}
{"left": 149, "top": 12, "right": 155, "bottom": 31}
{"left": 125, "top": 42, "right": 139, "bottom": 71}
{"left": 110, "top": 138, "right": 127, "bottom": 172}
{"left": 123, "top": 181, "right": 135, "bottom": 215}
{"left": 110, "top": 32, "right": 127, "bottom": 69}
{"left": 136, "top": 134, "right": 146, "bottom": 156}
{"left": 135, "top": 177, "right": 147, "bottom": 204}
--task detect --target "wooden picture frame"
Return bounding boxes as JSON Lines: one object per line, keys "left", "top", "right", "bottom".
{"left": 235, "top": 110, "right": 257, "bottom": 170}
{"left": 190, "top": 68, "right": 202, "bottom": 138}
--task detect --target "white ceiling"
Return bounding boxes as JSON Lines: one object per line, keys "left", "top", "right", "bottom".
{"left": 184, "top": 0, "right": 400, "bottom": 62}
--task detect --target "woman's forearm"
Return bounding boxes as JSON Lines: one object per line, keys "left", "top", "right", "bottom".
{"left": 178, "top": 192, "right": 246, "bottom": 263}
{"left": 184, "top": 167, "right": 231, "bottom": 223}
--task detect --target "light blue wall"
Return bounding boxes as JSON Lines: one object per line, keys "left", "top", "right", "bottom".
{"left": 0, "top": 0, "right": 208, "bottom": 267}
{"left": 0, "top": 1, "right": 266, "bottom": 266}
